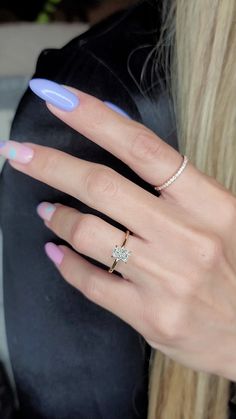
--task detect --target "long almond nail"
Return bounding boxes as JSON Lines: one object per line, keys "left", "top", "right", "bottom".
{"left": 29, "top": 78, "right": 80, "bottom": 111}
{"left": 0, "top": 140, "right": 34, "bottom": 163}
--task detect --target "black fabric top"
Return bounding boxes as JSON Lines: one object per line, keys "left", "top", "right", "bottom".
{"left": 0, "top": 0, "right": 234, "bottom": 418}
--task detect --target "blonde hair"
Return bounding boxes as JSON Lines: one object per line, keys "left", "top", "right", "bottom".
{"left": 146, "top": 0, "right": 236, "bottom": 418}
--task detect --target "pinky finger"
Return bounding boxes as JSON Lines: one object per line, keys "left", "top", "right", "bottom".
{"left": 45, "top": 242, "right": 141, "bottom": 328}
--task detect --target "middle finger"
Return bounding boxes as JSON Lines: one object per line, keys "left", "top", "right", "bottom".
{"left": 7, "top": 141, "right": 160, "bottom": 236}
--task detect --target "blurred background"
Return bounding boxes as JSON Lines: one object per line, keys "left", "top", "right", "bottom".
{"left": 0, "top": 1, "right": 136, "bottom": 416}
{"left": 0, "top": 0, "right": 136, "bottom": 140}
{"left": 0, "top": 0, "right": 137, "bottom": 24}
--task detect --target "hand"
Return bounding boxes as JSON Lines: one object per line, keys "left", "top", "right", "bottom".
{"left": 2, "top": 79, "right": 236, "bottom": 380}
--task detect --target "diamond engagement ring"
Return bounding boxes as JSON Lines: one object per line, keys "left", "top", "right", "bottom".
{"left": 154, "top": 155, "right": 189, "bottom": 191}
{"left": 108, "top": 230, "right": 132, "bottom": 273}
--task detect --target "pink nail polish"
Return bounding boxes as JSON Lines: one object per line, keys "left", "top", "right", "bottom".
{"left": 37, "top": 202, "right": 56, "bottom": 221}
{"left": 45, "top": 242, "right": 64, "bottom": 266}
{"left": 0, "top": 140, "right": 34, "bottom": 163}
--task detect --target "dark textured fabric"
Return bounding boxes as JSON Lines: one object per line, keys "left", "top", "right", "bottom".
{"left": 1, "top": 0, "right": 234, "bottom": 418}
{"left": 0, "top": 362, "right": 15, "bottom": 419}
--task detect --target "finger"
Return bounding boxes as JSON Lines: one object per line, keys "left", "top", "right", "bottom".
{"left": 47, "top": 242, "right": 142, "bottom": 330}
{"left": 29, "top": 79, "right": 203, "bottom": 200}
{"left": 37, "top": 202, "right": 142, "bottom": 280}
{"left": 7, "top": 141, "right": 159, "bottom": 236}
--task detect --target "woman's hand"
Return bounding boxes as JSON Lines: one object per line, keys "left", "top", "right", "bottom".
{"left": 2, "top": 79, "right": 236, "bottom": 380}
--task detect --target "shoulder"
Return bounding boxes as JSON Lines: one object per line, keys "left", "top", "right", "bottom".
{"left": 36, "top": 0, "right": 161, "bottom": 86}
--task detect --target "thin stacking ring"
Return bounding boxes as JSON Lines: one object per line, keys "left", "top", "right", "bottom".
{"left": 154, "top": 155, "right": 189, "bottom": 191}
{"left": 108, "top": 230, "right": 132, "bottom": 273}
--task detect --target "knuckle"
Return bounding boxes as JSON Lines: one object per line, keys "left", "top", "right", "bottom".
{"left": 89, "top": 105, "right": 107, "bottom": 130}
{"left": 173, "top": 276, "right": 196, "bottom": 299}
{"left": 70, "top": 214, "right": 96, "bottom": 252}
{"left": 82, "top": 273, "right": 103, "bottom": 304}
{"left": 224, "top": 197, "right": 236, "bottom": 226}
{"left": 143, "top": 301, "right": 186, "bottom": 344}
{"left": 197, "top": 233, "right": 224, "bottom": 269}
{"left": 129, "top": 129, "right": 164, "bottom": 162}
{"left": 159, "top": 324, "right": 179, "bottom": 343}
{"left": 85, "top": 165, "right": 119, "bottom": 202}
{"left": 157, "top": 306, "right": 187, "bottom": 343}
{"left": 37, "top": 151, "right": 59, "bottom": 176}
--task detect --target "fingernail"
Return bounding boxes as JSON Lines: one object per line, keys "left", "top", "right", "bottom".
{"left": 0, "top": 140, "right": 34, "bottom": 163}
{"left": 104, "top": 101, "right": 131, "bottom": 119}
{"left": 29, "top": 78, "right": 80, "bottom": 111}
{"left": 37, "top": 202, "right": 56, "bottom": 221}
{"left": 44, "top": 242, "right": 64, "bottom": 266}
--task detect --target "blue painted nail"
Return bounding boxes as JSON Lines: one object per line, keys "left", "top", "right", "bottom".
{"left": 104, "top": 101, "right": 131, "bottom": 119}
{"left": 29, "top": 78, "right": 80, "bottom": 111}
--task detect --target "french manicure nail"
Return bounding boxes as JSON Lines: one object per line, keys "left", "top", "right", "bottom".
{"left": 0, "top": 140, "right": 34, "bottom": 163}
{"left": 104, "top": 101, "right": 131, "bottom": 119}
{"left": 29, "top": 78, "right": 80, "bottom": 111}
{"left": 37, "top": 202, "right": 56, "bottom": 221}
{"left": 44, "top": 242, "right": 64, "bottom": 266}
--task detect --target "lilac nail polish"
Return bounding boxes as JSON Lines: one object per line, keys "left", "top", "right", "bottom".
{"left": 104, "top": 101, "right": 131, "bottom": 119}
{"left": 45, "top": 242, "right": 64, "bottom": 266}
{"left": 29, "top": 78, "right": 80, "bottom": 111}
{"left": 0, "top": 140, "right": 34, "bottom": 163}
{"left": 0, "top": 141, "right": 6, "bottom": 148}
{"left": 37, "top": 202, "right": 56, "bottom": 221}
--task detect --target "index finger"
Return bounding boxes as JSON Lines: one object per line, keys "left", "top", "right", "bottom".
{"left": 29, "top": 78, "right": 201, "bottom": 199}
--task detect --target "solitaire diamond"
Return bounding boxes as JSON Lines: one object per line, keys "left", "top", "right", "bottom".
{"left": 112, "top": 245, "right": 131, "bottom": 263}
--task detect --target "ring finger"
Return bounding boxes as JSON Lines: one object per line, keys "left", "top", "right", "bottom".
{"left": 37, "top": 201, "right": 142, "bottom": 280}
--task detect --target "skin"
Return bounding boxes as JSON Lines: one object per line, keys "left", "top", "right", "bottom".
{"left": 6, "top": 85, "right": 236, "bottom": 381}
